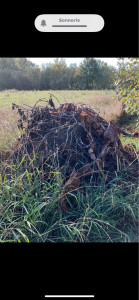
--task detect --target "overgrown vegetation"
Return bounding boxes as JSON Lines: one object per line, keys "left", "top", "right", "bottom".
{"left": 0, "top": 57, "right": 138, "bottom": 243}
{"left": 114, "top": 58, "right": 139, "bottom": 114}
{"left": 0, "top": 165, "right": 138, "bottom": 242}
{"left": 0, "top": 96, "right": 138, "bottom": 243}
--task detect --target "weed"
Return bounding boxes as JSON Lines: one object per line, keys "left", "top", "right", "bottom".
{"left": 0, "top": 165, "right": 138, "bottom": 242}
{"left": 0, "top": 90, "right": 138, "bottom": 243}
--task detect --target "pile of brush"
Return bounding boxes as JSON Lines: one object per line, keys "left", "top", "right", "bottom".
{"left": 11, "top": 96, "right": 139, "bottom": 210}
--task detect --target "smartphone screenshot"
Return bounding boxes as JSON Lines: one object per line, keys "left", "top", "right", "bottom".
{"left": 0, "top": 2, "right": 138, "bottom": 300}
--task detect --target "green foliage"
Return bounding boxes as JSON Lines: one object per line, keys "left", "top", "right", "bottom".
{"left": 0, "top": 164, "right": 138, "bottom": 242}
{"left": 79, "top": 58, "right": 98, "bottom": 89}
{"left": 0, "top": 57, "right": 115, "bottom": 91}
{"left": 114, "top": 58, "right": 139, "bottom": 114}
{"left": 78, "top": 58, "right": 115, "bottom": 90}
{"left": 0, "top": 58, "right": 33, "bottom": 90}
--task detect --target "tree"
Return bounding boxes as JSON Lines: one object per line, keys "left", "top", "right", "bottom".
{"left": 114, "top": 58, "right": 139, "bottom": 114}
{"left": 0, "top": 57, "right": 117, "bottom": 91}
{"left": 0, "top": 58, "right": 16, "bottom": 70}
{"left": 0, "top": 58, "right": 33, "bottom": 90}
{"left": 96, "top": 61, "right": 115, "bottom": 90}
{"left": 67, "top": 64, "right": 77, "bottom": 89}
{"left": 14, "top": 58, "right": 31, "bottom": 71}
{"left": 79, "top": 58, "right": 99, "bottom": 89}
{"left": 29, "top": 67, "right": 40, "bottom": 90}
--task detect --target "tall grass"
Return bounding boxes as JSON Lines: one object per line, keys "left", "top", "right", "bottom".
{"left": 0, "top": 90, "right": 138, "bottom": 243}
{"left": 0, "top": 162, "right": 138, "bottom": 242}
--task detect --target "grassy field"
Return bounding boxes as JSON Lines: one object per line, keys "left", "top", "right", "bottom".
{"left": 0, "top": 89, "right": 122, "bottom": 154}
{"left": 0, "top": 90, "right": 138, "bottom": 243}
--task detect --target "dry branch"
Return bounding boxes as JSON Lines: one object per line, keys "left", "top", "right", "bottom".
{"left": 10, "top": 96, "right": 139, "bottom": 210}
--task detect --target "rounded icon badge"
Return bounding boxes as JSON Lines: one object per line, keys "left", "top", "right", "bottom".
{"left": 34, "top": 14, "right": 105, "bottom": 32}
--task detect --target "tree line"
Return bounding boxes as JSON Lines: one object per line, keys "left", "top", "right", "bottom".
{"left": 0, "top": 57, "right": 115, "bottom": 91}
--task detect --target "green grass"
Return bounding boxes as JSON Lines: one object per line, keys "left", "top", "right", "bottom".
{"left": 0, "top": 89, "right": 116, "bottom": 109}
{"left": 0, "top": 89, "right": 138, "bottom": 243}
{"left": 0, "top": 166, "right": 138, "bottom": 242}
{"left": 118, "top": 113, "right": 139, "bottom": 151}
{"left": 120, "top": 136, "right": 139, "bottom": 151}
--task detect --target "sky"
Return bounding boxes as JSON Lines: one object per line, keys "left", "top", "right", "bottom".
{"left": 27, "top": 57, "right": 118, "bottom": 68}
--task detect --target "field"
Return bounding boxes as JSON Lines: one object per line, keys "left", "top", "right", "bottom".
{"left": 0, "top": 89, "right": 122, "bottom": 154}
{"left": 0, "top": 90, "right": 138, "bottom": 243}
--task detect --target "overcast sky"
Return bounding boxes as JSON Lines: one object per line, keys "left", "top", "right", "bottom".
{"left": 27, "top": 57, "right": 118, "bottom": 67}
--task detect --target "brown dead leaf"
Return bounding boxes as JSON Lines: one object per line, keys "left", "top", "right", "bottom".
{"left": 80, "top": 111, "right": 87, "bottom": 117}
{"left": 60, "top": 168, "right": 80, "bottom": 211}
{"left": 60, "top": 195, "right": 67, "bottom": 211}
{"left": 67, "top": 168, "right": 80, "bottom": 190}
{"left": 60, "top": 163, "right": 95, "bottom": 210}
{"left": 77, "top": 162, "right": 93, "bottom": 177}
{"left": 62, "top": 103, "right": 75, "bottom": 112}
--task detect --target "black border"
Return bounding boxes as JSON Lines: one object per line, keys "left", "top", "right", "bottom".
{"left": 0, "top": 243, "right": 138, "bottom": 299}
{"left": 0, "top": 2, "right": 138, "bottom": 57}
{"left": 0, "top": 2, "right": 138, "bottom": 299}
